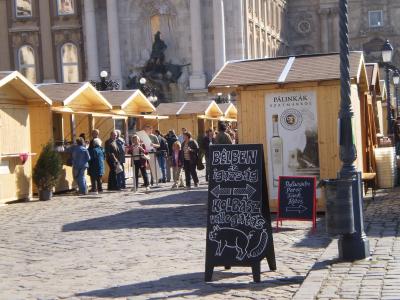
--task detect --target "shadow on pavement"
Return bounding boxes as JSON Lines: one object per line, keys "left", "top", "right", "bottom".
{"left": 62, "top": 190, "right": 209, "bottom": 231}
{"left": 62, "top": 206, "right": 207, "bottom": 232}
{"left": 75, "top": 271, "right": 304, "bottom": 298}
{"left": 136, "top": 190, "right": 208, "bottom": 206}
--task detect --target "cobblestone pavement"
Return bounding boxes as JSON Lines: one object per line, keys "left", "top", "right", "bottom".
{"left": 0, "top": 180, "right": 330, "bottom": 300}
{"left": 294, "top": 188, "right": 400, "bottom": 300}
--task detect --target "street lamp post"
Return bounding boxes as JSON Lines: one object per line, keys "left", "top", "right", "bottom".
{"left": 100, "top": 70, "right": 108, "bottom": 91}
{"left": 382, "top": 40, "right": 394, "bottom": 136}
{"left": 90, "top": 70, "right": 120, "bottom": 91}
{"left": 337, "top": 0, "right": 370, "bottom": 260}
{"left": 139, "top": 77, "right": 158, "bottom": 105}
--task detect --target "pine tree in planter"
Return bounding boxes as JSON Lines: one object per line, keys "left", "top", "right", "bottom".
{"left": 33, "top": 142, "right": 62, "bottom": 200}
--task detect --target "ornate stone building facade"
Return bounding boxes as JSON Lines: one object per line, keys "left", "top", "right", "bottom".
{"left": 84, "top": 0, "right": 288, "bottom": 102}
{"left": 0, "top": 0, "right": 85, "bottom": 83}
{"left": 287, "top": 0, "right": 400, "bottom": 67}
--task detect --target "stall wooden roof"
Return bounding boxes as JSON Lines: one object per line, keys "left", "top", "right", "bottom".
{"left": 155, "top": 100, "right": 223, "bottom": 118}
{"left": 37, "top": 82, "right": 112, "bottom": 112}
{"left": 209, "top": 51, "right": 368, "bottom": 90}
{"left": 100, "top": 90, "right": 155, "bottom": 116}
{"left": 155, "top": 102, "right": 185, "bottom": 115}
{"left": 365, "top": 63, "right": 382, "bottom": 95}
{"left": 218, "top": 102, "right": 238, "bottom": 120}
{"left": 0, "top": 71, "right": 52, "bottom": 105}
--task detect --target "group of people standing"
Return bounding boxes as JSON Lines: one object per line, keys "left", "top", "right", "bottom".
{"left": 68, "top": 121, "right": 236, "bottom": 194}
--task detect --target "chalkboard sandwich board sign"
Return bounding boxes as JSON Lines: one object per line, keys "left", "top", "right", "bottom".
{"left": 277, "top": 176, "right": 317, "bottom": 230}
{"left": 205, "top": 144, "right": 276, "bottom": 283}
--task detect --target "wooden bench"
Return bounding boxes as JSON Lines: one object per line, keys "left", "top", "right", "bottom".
{"left": 362, "top": 172, "right": 376, "bottom": 200}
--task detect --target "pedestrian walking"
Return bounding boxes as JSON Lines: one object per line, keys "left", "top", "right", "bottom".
{"left": 203, "top": 129, "right": 216, "bottom": 182}
{"left": 171, "top": 141, "right": 185, "bottom": 189}
{"left": 165, "top": 130, "right": 178, "bottom": 182}
{"left": 115, "top": 130, "right": 126, "bottom": 189}
{"left": 215, "top": 121, "right": 233, "bottom": 145}
{"left": 105, "top": 130, "right": 121, "bottom": 191}
{"left": 71, "top": 137, "right": 91, "bottom": 195}
{"left": 155, "top": 129, "right": 168, "bottom": 183}
{"left": 130, "top": 135, "right": 150, "bottom": 191}
{"left": 182, "top": 131, "right": 199, "bottom": 188}
{"left": 88, "top": 138, "right": 105, "bottom": 194}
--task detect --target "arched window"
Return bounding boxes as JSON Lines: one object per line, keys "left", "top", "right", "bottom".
{"left": 18, "top": 45, "right": 36, "bottom": 83}
{"left": 61, "top": 43, "right": 79, "bottom": 83}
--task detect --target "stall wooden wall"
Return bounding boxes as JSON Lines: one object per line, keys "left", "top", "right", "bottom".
{"left": 29, "top": 105, "right": 52, "bottom": 168}
{"left": 75, "top": 114, "right": 91, "bottom": 141}
{"left": 237, "top": 82, "right": 364, "bottom": 211}
{"left": 94, "top": 117, "right": 114, "bottom": 143}
{"left": 0, "top": 97, "right": 32, "bottom": 202}
{"left": 158, "top": 115, "right": 207, "bottom": 138}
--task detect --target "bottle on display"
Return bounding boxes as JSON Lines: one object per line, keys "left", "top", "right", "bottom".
{"left": 270, "top": 114, "right": 283, "bottom": 187}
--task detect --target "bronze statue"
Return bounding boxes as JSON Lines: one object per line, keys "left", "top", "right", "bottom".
{"left": 127, "top": 31, "right": 190, "bottom": 102}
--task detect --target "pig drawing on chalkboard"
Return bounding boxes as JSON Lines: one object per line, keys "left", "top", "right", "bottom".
{"left": 209, "top": 225, "right": 268, "bottom": 261}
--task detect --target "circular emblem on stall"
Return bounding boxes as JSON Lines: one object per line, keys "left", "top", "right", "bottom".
{"left": 280, "top": 109, "right": 303, "bottom": 131}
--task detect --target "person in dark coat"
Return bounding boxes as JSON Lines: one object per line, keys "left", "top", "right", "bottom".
{"left": 181, "top": 131, "right": 199, "bottom": 188}
{"left": 115, "top": 130, "right": 126, "bottom": 189}
{"left": 71, "top": 137, "right": 91, "bottom": 195}
{"left": 165, "top": 130, "right": 178, "bottom": 182}
{"left": 105, "top": 130, "right": 121, "bottom": 191}
{"left": 155, "top": 129, "right": 169, "bottom": 183}
{"left": 88, "top": 138, "right": 105, "bottom": 194}
{"left": 215, "top": 121, "right": 233, "bottom": 145}
{"left": 203, "top": 129, "right": 216, "bottom": 181}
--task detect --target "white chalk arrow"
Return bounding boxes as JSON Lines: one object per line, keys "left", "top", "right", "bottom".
{"left": 286, "top": 205, "right": 308, "bottom": 214}
{"left": 233, "top": 184, "right": 256, "bottom": 199}
{"left": 210, "top": 185, "right": 232, "bottom": 198}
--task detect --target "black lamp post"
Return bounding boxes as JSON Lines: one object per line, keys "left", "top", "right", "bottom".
{"left": 336, "top": 0, "right": 370, "bottom": 261}
{"left": 382, "top": 40, "right": 395, "bottom": 136}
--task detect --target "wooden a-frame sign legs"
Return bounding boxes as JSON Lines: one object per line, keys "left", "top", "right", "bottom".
{"left": 205, "top": 254, "right": 276, "bottom": 283}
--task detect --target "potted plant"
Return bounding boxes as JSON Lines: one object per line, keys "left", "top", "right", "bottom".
{"left": 33, "top": 142, "right": 62, "bottom": 200}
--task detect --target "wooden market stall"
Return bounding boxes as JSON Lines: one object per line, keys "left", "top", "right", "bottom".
{"left": 155, "top": 100, "right": 223, "bottom": 138}
{"left": 100, "top": 89, "right": 157, "bottom": 180}
{"left": 100, "top": 89, "right": 156, "bottom": 141}
{"left": 37, "top": 82, "right": 113, "bottom": 191}
{"left": 0, "top": 71, "right": 52, "bottom": 203}
{"left": 209, "top": 52, "right": 371, "bottom": 211}
{"left": 218, "top": 102, "right": 238, "bottom": 122}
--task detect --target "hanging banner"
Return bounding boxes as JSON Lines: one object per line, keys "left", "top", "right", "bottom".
{"left": 265, "top": 91, "right": 320, "bottom": 199}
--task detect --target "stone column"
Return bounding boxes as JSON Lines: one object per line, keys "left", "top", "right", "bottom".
{"left": 332, "top": 8, "right": 340, "bottom": 52}
{"left": 106, "top": 0, "right": 122, "bottom": 85}
{"left": 0, "top": 0, "right": 10, "bottom": 70}
{"left": 319, "top": 9, "right": 329, "bottom": 53}
{"left": 189, "top": 0, "right": 206, "bottom": 90}
{"left": 84, "top": 0, "right": 99, "bottom": 80}
{"left": 213, "top": 0, "right": 226, "bottom": 72}
{"left": 39, "top": 0, "right": 56, "bottom": 82}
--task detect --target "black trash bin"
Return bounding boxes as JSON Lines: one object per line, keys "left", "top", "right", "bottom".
{"left": 321, "top": 178, "right": 355, "bottom": 236}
